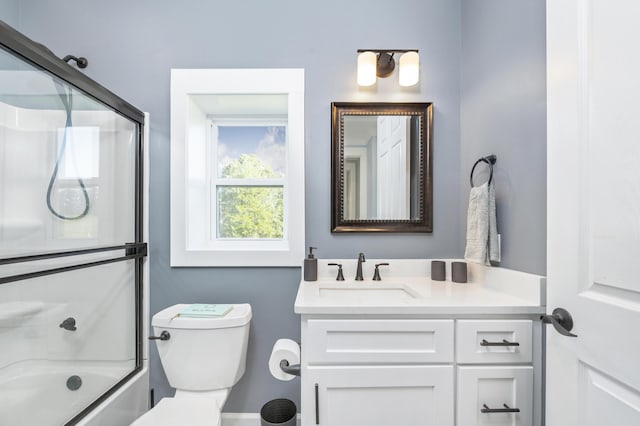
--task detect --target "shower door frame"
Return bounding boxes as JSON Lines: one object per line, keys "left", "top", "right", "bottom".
{"left": 0, "top": 20, "right": 147, "bottom": 426}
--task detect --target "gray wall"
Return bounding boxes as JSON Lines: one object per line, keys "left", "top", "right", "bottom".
{"left": 0, "top": 0, "right": 20, "bottom": 28}
{"left": 460, "top": 0, "right": 547, "bottom": 274}
{"left": 3, "top": 0, "right": 546, "bottom": 414}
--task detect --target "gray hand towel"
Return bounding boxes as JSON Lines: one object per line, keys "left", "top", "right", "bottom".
{"left": 464, "top": 182, "right": 500, "bottom": 265}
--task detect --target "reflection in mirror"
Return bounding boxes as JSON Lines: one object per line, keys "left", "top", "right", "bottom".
{"left": 332, "top": 102, "right": 432, "bottom": 233}
{"left": 343, "top": 115, "right": 420, "bottom": 220}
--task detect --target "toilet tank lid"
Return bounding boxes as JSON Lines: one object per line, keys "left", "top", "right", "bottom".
{"left": 152, "top": 303, "right": 252, "bottom": 329}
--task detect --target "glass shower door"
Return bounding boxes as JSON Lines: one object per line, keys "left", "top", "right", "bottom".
{"left": 0, "top": 21, "right": 145, "bottom": 426}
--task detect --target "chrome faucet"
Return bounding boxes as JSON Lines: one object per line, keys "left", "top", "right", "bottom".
{"left": 355, "top": 252, "right": 366, "bottom": 280}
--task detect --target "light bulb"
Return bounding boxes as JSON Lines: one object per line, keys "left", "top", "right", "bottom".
{"left": 357, "top": 51, "right": 377, "bottom": 86}
{"left": 399, "top": 51, "right": 419, "bottom": 87}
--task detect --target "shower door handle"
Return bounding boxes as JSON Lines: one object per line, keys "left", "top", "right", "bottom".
{"left": 149, "top": 331, "right": 170, "bottom": 341}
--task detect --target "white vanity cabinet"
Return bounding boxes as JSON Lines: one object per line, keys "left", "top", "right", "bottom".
{"left": 295, "top": 261, "right": 546, "bottom": 426}
{"left": 299, "top": 317, "right": 541, "bottom": 426}
{"left": 301, "top": 318, "right": 455, "bottom": 426}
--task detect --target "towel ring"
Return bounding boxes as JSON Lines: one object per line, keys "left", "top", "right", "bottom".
{"left": 470, "top": 155, "right": 497, "bottom": 187}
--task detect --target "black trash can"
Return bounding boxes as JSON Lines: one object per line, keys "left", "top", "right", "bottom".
{"left": 260, "top": 398, "right": 297, "bottom": 426}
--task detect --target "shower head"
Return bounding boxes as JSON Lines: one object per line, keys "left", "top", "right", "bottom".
{"left": 63, "top": 54, "right": 88, "bottom": 69}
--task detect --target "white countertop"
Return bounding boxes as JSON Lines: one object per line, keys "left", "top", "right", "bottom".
{"left": 294, "top": 259, "right": 546, "bottom": 315}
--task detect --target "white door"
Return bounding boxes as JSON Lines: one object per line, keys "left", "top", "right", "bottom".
{"left": 546, "top": 1, "right": 640, "bottom": 425}
{"left": 376, "top": 116, "right": 410, "bottom": 219}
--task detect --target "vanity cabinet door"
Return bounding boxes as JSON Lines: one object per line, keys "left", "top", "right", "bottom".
{"left": 457, "top": 366, "right": 533, "bottom": 426}
{"left": 303, "top": 365, "right": 454, "bottom": 426}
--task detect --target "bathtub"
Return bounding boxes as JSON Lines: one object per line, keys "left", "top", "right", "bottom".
{"left": 0, "top": 359, "right": 148, "bottom": 426}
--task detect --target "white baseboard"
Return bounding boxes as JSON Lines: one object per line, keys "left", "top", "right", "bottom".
{"left": 221, "top": 412, "right": 301, "bottom": 426}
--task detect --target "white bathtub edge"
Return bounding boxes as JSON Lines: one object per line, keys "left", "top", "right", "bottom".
{"left": 77, "top": 362, "right": 149, "bottom": 426}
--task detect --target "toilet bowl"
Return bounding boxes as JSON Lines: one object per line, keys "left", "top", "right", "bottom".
{"left": 131, "top": 396, "right": 221, "bottom": 426}
{"left": 131, "top": 303, "right": 252, "bottom": 426}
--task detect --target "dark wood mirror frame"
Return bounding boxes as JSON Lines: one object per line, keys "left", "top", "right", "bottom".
{"left": 331, "top": 102, "right": 433, "bottom": 233}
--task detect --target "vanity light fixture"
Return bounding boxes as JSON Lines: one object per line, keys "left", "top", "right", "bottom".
{"left": 356, "top": 49, "right": 419, "bottom": 87}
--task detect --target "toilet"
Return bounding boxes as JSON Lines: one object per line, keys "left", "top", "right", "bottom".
{"left": 132, "top": 303, "right": 252, "bottom": 426}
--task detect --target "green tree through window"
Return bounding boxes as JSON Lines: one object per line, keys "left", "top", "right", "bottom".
{"left": 217, "top": 154, "right": 284, "bottom": 238}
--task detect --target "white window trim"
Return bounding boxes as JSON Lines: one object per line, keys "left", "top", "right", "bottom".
{"left": 170, "top": 69, "right": 305, "bottom": 266}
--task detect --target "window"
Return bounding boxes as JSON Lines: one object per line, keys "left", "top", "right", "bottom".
{"left": 212, "top": 121, "right": 286, "bottom": 240}
{"left": 170, "top": 69, "right": 305, "bottom": 266}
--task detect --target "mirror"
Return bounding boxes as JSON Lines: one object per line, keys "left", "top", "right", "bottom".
{"left": 331, "top": 102, "right": 433, "bottom": 232}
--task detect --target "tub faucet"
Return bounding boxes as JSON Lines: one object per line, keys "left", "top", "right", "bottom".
{"left": 59, "top": 317, "right": 77, "bottom": 331}
{"left": 355, "top": 253, "right": 366, "bottom": 281}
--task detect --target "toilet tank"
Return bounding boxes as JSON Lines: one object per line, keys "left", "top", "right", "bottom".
{"left": 152, "top": 304, "right": 252, "bottom": 391}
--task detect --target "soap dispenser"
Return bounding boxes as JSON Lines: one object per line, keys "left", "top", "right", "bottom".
{"left": 304, "top": 246, "right": 318, "bottom": 281}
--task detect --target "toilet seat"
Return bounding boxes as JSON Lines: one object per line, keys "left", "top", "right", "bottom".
{"left": 131, "top": 397, "right": 221, "bottom": 426}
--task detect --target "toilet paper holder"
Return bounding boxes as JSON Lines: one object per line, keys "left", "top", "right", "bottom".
{"left": 279, "top": 359, "right": 301, "bottom": 377}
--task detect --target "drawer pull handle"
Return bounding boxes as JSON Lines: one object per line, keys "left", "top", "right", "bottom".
{"left": 481, "top": 403, "right": 520, "bottom": 413}
{"left": 315, "top": 383, "right": 320, "bottom": 424}
{"left": 480, "top": 339, "right": 520, "bottom": 347}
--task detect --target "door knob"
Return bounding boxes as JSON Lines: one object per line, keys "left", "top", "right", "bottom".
{"left": 541, "top": 307, "right": 577, "bottom": 337}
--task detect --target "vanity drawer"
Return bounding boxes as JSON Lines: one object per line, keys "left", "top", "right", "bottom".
{"left": 304, "top": 319, "right": 454, "bottom": 364}
{"left": 457, "top": 366, "right": 533, "bottom": 426}
{"left": 456, "top": 320, "right": 532, "bottom": 364}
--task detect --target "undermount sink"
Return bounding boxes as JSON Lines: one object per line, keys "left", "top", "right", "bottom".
{"left": 317, "top": 282, "right": 419, "bottom": 299}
